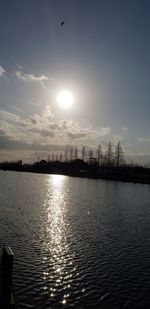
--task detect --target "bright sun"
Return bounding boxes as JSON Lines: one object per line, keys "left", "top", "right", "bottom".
{"left": 57, "top": 90, "right": 74, "bottom": 109}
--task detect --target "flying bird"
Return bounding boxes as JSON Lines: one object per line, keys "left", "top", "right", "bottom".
{"left": 61, "top": 21, "right": 65, "bottom": 26}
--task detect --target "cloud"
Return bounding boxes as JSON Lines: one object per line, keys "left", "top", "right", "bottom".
{"left": 112, "top": 135, "right": 122, "bottom": 143}
{"left": 0, "top": 107, "right": 110, "bottom": 144}
{"left": 15, "top": 70, "right": 50, "bottom": 87}
{"left": 0, "top": 65, "right": 53, "bottom": 87}
{"left": 98, "top": 127, "right": 111, "bottom": 137}
{"left": 122, "top": 127, "right": 128, "bottom": 131}
{"left": 30, "top": 128, "right": 55, "bottom": 138}
{"left": 137, "top": 138, "right": 150, "bottom": 143}
{"left": 15, "top": 70, "right": 48, "bottom": 82}
{"left": 0, "top": 65, "right": 6, "bottom": 77}
{"left": 67, "top": 132, "right": 87, "bottom": 139}
{"left": 28, "top": 106, "right": 52, "bottom": 125}
{"left": 28, "top": 116, "right": 37, "bottom": 124}
{"left": 0, "top": 107, "right": 123, "bottom": 162}
{"left": 0, "top": 129, "right": 6, "bottom": 135}
{"left": 0, "top": 107, "right": 149, "bottom": 165}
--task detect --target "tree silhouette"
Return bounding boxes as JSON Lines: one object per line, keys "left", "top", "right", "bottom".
{"left": 52, "top": 153, "right": 55, "bottom": 161}
{"left": 114, "top": 141, "right": 125, "bottom": 167}
{"left": 105, "top": 142, "right": 114, "bottom": 167}
{"left": 97, "top": 144, "right": 103, "bottom": 165}
{"left": 65, "top": 148, "right": 68, "bottom": 162}
{"left": 82, "top": 146, "right": 86, "bottom": 161}
{"left": 59, "top": 152, "right": 63, "bottom": 162}
{"left": 74, "top": 147, "right": 78, "bottom": 160}
{"left": 70, "top": 147, "right": 73, "bottom": 161}
{"left": 88, "top": 148, "right": 93, "bottom": 162}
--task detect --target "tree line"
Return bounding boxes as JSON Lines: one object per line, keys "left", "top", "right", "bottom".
{"left": 45, "top": 141, "right": 125, "bottom": 167}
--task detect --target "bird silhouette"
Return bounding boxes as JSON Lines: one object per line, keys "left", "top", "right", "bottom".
{"left": 61, "top": 21, "right": 65, "bottom": 26}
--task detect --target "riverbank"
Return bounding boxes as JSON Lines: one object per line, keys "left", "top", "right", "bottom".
{"left": 0, "top": 161, "right": 150, "bottom": 185}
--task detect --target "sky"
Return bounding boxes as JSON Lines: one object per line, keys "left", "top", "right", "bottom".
{"left": 0, "top": 0, "right": 150, "bottom": 164}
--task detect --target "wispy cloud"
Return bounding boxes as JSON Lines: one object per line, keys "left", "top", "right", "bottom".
{"left": 15, "top": 70, "right": 50, "bottom": 87}
{"left": 0, "top": 65, "right": 53, "bottom": 88}
{"left": 122, "top": 127, "right": 128, "bottom": 131}
{"left": 137, "top": 138, "right": 150, "bottom": 143}
{"left": 112, "top": 135, "right": 122, "bottom": 143}
{"left": 0, "top": 65, "right": 6, "bottom": 77}
{"left": 15, "top": 70, "right": 48, "bottom": 82}
{"left": 98, "top": 127, "right": 111, "bottom": 136}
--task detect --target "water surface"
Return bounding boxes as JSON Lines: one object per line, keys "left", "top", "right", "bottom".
{"left": 0, "top": 171, "right": 150, "bottom": 308}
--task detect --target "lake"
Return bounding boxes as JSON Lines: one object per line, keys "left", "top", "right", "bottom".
{"left": 0, "top": 171, "right": 150, "bottom": 308}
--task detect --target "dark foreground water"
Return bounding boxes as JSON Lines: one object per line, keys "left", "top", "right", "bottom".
{"left": 0, "top": 171, "right": 150, "bottom": 308}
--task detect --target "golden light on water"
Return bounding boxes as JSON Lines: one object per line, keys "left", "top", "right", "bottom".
{"left": 47, "top": 175, "right": 66, "bottom": 253}
{"left": 57, "top": 90, "right": 74, "bottom": 109}
{"left": 43, "top": 175, "right": 72, "bottom": 304}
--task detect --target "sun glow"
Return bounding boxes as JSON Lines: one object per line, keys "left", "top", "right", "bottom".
{"left": 57, "top": 90, "right": 74, "bottom": 109}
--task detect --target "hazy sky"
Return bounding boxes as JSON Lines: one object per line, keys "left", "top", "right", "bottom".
{"left": 0, "top": 0, "right": 150, "bottom": 164}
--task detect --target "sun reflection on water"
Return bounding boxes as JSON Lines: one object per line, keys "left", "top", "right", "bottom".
{"left": 43, "top": 175, "right": 72, "bottom": 304}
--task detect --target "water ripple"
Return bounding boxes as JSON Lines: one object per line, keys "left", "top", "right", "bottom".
{"left": 1, "top": 172, "right": 150, "bottom": 308}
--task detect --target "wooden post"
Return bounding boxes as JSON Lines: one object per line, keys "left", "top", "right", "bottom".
{"left": 1, "top": 246, "right": 14, "bottom": 307}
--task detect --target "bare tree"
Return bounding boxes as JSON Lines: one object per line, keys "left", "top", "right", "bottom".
{"left": 52, "top": 153, "right": 55, "bottom": 161}
{"left": 88, "top": 147, "right": 94, "bottom": 164}
{"left": 65, "top": 148, "right": 68, "bottom": 162}
{"left": 114, "top": 141, "right": 125, "bottom": 167}
{"left": 97, "top": 144, "right": 103, "bottom": 165}
{"left": 105, "top": 142, "right": 114, "bottom": 167}
{"left": 70, "top": 147, "right": 73, "bottom": 161}
{"left": 82, "top": 146, "right": 86, "bottom": 161}
{"left": 59, "top": 152, "right": 63, "bottom": 162}
{"left": 74, "top": 147, "right": 78, "bottom": 160}
{"left": 48, "top": 154, "right": 50, "bottom": 162}
{"left": 88, "top": 148, "right": 93, "bottom": 160}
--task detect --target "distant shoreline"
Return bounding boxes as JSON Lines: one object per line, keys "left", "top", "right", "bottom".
{"left": 0, "top": 162, "right": 150, "bottom": 185}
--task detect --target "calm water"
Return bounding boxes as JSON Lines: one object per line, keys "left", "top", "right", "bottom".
{"left": 0, "top": 171, "right": 150, "bottom": 308}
